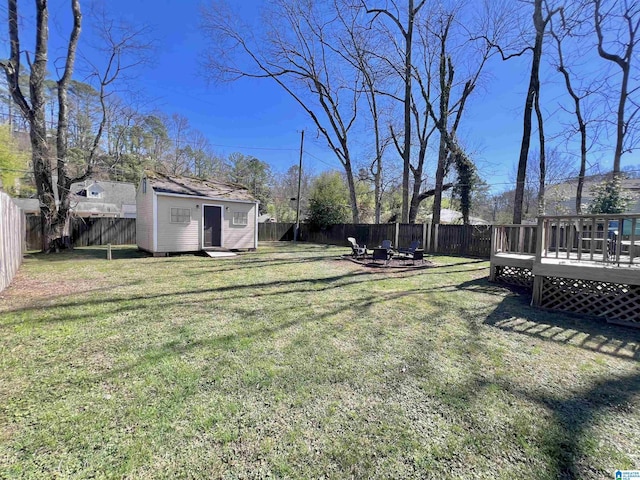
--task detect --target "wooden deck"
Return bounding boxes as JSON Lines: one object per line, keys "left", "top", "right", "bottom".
{"left": 490, "top": 215, "right": 640, "bottom": 326}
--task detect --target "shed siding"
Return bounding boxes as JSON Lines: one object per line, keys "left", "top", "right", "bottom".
{"left": 156, "top": 196, "right": 201, "bottom": 252}
{"left": 136, "top": 179, "right": 154, "bottom": 251}
{"left": 151, "top": 193, "right": 257, "bottom": 252}
{"left": 223, "top": 202, "right": 257, "bottom": 249}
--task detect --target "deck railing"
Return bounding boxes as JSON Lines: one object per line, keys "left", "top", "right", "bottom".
{"left": 492, "top": 224, "right": 538, "bottom": 256}
{"left": 536, "top": 213, "right": 640, "bottom": 265}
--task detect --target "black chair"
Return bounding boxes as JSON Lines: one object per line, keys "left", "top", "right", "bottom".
{"left": 397, "top": 240, "right": 420, "bottom": 256}
{"left": 372, "top": 247, "right": 392, "bottom": 265}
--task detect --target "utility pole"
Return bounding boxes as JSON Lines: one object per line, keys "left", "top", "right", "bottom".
{"left": 294, "top": 130, "right": 304, "bottom": 242}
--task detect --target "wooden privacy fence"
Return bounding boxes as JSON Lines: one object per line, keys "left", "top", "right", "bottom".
{"left": 258, "top": 222, "right": 295, "bottom": 241}
{"left": 0, "top": 192, "right": 25, "bottom": 292}
{"left": 435, "top": 224, "right": 493, "bottom": 257}
{"left": 259, "top": 222, "right": 494, "bottom": 258}
{"left": 25, "top": 217, "right": 136, "bottom": 250}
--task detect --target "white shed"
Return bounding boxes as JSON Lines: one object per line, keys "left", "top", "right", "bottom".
{"left": 136, "top": 172, "right": 259, "bottom": 255}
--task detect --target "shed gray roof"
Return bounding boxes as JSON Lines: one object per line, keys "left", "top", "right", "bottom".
{"left": 146, "top": 172, "right": 257, "bottom": 202}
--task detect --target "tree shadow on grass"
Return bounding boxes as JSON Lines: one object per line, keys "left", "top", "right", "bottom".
{"left": 0, "top": 264, "right": 466, "bottom": 327}
{"left": 8, "top": 251, "right": 639, "bottom": 478}
{"left": 498, "top": 371, "right": 640, "bottom": 479}
{"left": 88, "top": 273, "right": 640, "bottom": 479}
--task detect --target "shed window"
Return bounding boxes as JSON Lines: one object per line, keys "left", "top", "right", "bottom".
{"left": 233, "top": 211, "right": 248, "bottom": 226}
{"left": 170, "top": 207, "right": 191, "bottom": 224}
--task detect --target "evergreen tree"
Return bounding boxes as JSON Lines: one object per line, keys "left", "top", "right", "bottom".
{"left": 587, "top": 176, "right": 634, "bottom": 214}
{"left": 306, "top": 171, "right": 349, "bottom": 228}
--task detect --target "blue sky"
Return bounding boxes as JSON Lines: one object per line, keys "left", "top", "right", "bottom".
{"left": 3, "top": 0, "right": 638, "bottom": 192}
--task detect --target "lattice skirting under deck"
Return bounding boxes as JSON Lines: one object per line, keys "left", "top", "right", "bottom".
{"left": 535, "top": 276, "right": 640, "bottom": 325}
{"left": 494, "top": 265, "right": 534, "bottom": 289}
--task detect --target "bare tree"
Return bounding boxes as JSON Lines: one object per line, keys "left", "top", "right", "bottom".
{"left": 1, "top": 0, "right": 150, "bottom": 250}
{"left": 1, "top": 0, "right": 81, "bottom": 250}
{"left": 364, "top": 0, "right": 426, "bottom": 223}
{"left": 202, "top": 0, "right": 363, "bottom": 223}
{"left": 594, "top": 0, "right": 640, "bottom": 176}
{"left": 416, "top": 2, "right": 497, "bottom": 225}
{"left": 333, "top": 1, "right": 392, "bottom": 223}
{"left": 549, "top": 8, "right": 596, "bottom": 214}
{"left": 506, "top": 0, "right": 560, "bottom": 224}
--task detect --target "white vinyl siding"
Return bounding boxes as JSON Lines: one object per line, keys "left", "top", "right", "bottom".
{"left": 148, "top": 192, "right": 257, "bottom": 252}
{"left": 224, "top": 203, "right": 256, "bottom": 249}
{"left": 156, "top": 196, "right": 201, "bottom": 252}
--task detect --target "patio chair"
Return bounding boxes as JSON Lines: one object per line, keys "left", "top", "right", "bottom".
{"left": 347, "top": 237, "right": 368, "bottom": 259}
{"left": 372, "top": 247, "right": 393, "bottom": 265}
{"left": 380, "top": 239, "right": 394, "bottom": 251}
{"left": 397, "top": 240, "right": 420, "bottom": 255}
{"left": 397, "top": 240, "right": 424, "bottom": 264}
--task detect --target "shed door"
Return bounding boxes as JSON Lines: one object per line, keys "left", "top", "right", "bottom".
{"left": 203, "top": 205, "right": 222, "bottom": 247}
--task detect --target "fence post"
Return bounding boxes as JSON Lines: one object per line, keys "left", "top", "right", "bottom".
{"left": 433, "top": 224, "right": 439, "bottom": 253}
{"left": 426, "top": 222, "right": 432, "bottom": 252}
{"left": 107, "top": 243, "right": 112, "bottom": 260}
{"left": 422, "top": 223, "right": 427, "bottom": 251}
{"left": 394, "top": 222, "right": 399, "bottom": 248}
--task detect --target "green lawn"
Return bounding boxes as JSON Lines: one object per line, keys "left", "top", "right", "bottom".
{"left": 1, "top": 243, "right": 639, "bottom": 479}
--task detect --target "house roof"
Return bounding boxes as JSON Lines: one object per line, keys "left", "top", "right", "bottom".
{"left": 145, "top": 171, "right": 257, "bottom": 202}
{"left": 426, "top": 208, "right": 489, "bottom": 225}
{"left": 546, "top": 176, "right": 640, "bottom": 214}
{"left": 70, "top": 180, "right": 136, "bottom": 209}
{"left": 13, "top": 198, "right": 40, "bottom": 213}
{"left": 73, "top": 201, "right": 120, "bottom": 216}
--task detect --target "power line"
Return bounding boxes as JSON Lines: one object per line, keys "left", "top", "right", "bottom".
{"left": 302, "top": 150, "right": 341, "bottom": 169}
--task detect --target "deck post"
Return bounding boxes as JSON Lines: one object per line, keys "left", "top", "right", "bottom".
{"left": 531, "top": 275, "right": 543, "bottom": 306}
{"left": 489, "top": 225, "right": 497, "bottom": 281}
{"left": 518, "top": 226, "right": 525, "bottom": 254}
{"left": 535, "top": 216, "right": 545, "bottom": 264}
{"left": 630, "top": 218, "right": 637, "bottom": 264}
{"left": 490, "top": 225, "right": 496, "bottom": 257}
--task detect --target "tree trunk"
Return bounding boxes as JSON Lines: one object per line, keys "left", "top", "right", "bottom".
{"left": 513, "top": 0, "right": 546, "bottom": 224}
{"left": 593, "top": 0, "right": 637, "bottom": 177}
{"left": 432, "top": 134, "right": 448, "bottom": 225}
{"left": 373, "top": 158, "right": 382, "bottom": 224}
{"left": 344, "top": 159, "right": 360, "bottom": 224}
{"left": 2, "top": 0, "right": 83, "bottom": 252}
{"left": 432, "top": 40, "right": 451, "bottom": 226}
{"left": 400, "top": 0, "right": 415, "bottom": 223}
{"left": 534, "top": 88, "right": 546, "bottom": 216}
{"left": 552, "top": 25, "right": 589, "bottom": 215}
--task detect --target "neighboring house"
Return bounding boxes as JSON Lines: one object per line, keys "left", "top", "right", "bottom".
{"left": 136, "top": 171, "right": 258, "bottom": 255}
{"left": 258, "top": 214, "right": 276, "bottom": 223}
{"left": 70, "top": 180, "right": 137, "bottom": 218}
{"left": 12, "top": 198, "right": 40, "bottom": 215}
{"left": 426, "top": 208, "right": 489, "bottom": 225}
{"left": 546, "top": 177, "right": 640, "bottom": 214}
{"left": 14, "top": 179, "right": 137, "bottom": 218}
